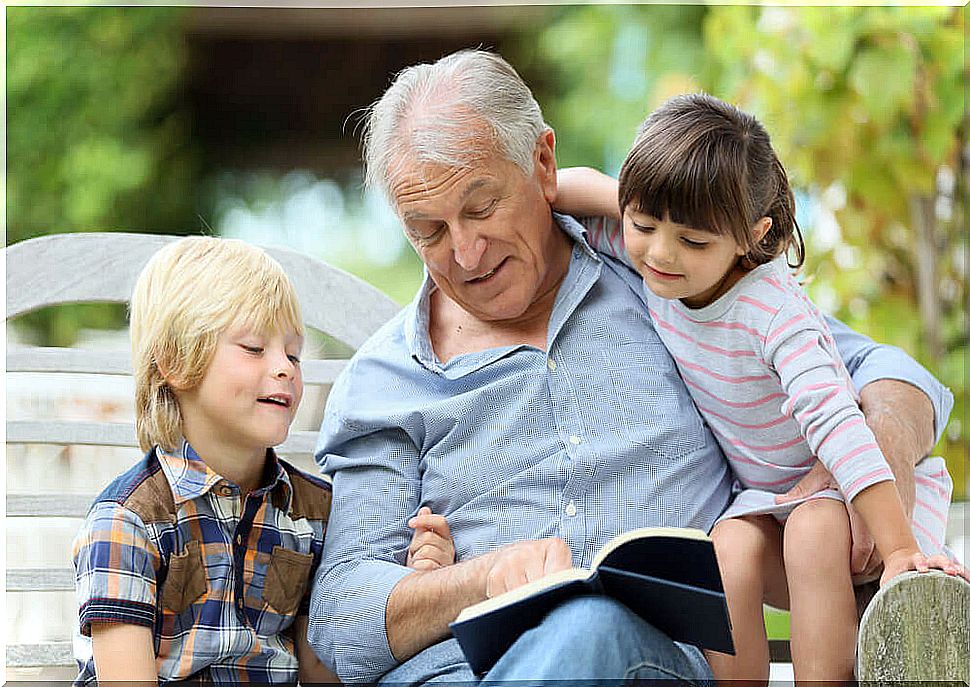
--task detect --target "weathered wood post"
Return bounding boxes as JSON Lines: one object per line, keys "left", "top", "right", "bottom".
{"left": 856, "top": 570, "right": 969, "bottom": 682}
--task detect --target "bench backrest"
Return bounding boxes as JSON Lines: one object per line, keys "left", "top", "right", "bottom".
{"left": 5, "top": 232, "right": 400, "bottom": 674}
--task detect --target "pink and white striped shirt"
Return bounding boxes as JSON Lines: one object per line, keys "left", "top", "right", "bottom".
{"left": 645, "top": 256, "right": 895, "bottom": 503}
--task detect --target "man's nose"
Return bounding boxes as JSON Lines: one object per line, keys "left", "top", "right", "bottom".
{"left": 451, "top": 223, "right": 487, "bottom": 272}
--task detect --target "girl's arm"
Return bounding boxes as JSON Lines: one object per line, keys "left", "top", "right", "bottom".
{"left": 765, "top": 308, "right": 961, "bottom": 583}
{"left": 554, "top": 167, "right": 621, "bottom": 220}
{"left": 91, "top": 622, "right": 157, "bottom": 684}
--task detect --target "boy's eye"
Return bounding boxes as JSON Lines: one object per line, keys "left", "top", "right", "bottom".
{"left": 287, "top": 354, "right": 301, "bottom": 365}
{"left": 631, "top": 222, "right": 654, "bottom": 233}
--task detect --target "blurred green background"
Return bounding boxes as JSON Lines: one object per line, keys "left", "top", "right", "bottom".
{"left": 6, "top": 4, "right": 966, "bottom": 501}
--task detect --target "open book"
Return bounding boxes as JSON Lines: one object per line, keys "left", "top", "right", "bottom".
{"left": 449, "top": 527, "right": 734, "bottom": 674}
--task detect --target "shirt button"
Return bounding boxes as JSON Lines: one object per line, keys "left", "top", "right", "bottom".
{"left": 235, "top": 534, "right": 243, "bottom": 546}
{"left": 569, "top": 435, "right": 582, "bottom": 445}
{"left": 565, "top": 500, "right": 577, "bottom": 517}
{"left": 547, "top": 358, "right": 557, "bottom": 371}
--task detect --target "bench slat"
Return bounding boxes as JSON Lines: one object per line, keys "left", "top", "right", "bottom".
{"left": 7, "top": 568, "right": 75, "bottom": 592}
{"left": 8, "top": 493, "right": 96, "bottom": 517}
{"left": 7, "top": 348, "right": 347, "bottom": 385}
{"left": 8, "top": 420, "right": 138, "bottom": 447}
{"left": 7, "top": 422, "right": 317, "bottom": 456}
{"left": 6, "top": 642, "right": 75, "bottom": 668}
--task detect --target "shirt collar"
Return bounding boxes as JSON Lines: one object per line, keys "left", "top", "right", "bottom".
{"left": 403, "top": 213, "right": 601, "bottom": 374}
{"left": 157, "top": 440, "right": 292, "bottom": 508}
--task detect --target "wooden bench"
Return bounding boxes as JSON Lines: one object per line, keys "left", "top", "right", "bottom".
{"left": 5, "top": 232, "right": 968, "bottom": 682}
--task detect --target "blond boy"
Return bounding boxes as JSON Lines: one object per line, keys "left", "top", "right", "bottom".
{"left": 72, "top": 237, "right": 338, "bottom": 684}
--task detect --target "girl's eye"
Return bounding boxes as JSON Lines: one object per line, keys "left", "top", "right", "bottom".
{"left": 681, "top": 238, "right": 709, "bottom": 248}
{"left": 631, "top": 222, "right": 654, "bottom": 233}
{"left": 242, "top": 345, "right": 263, "bottom": 354}
{"left": 287, "top": 354, "right": 302, "bottom": 365}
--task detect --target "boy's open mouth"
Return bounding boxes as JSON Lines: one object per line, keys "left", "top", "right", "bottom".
{"left": 258, "top": 394, "right": 292, "bottom": 408}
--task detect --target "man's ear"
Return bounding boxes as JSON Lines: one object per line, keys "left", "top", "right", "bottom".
{"left": 534, "top": 128, "right": 558, "bottom": 204}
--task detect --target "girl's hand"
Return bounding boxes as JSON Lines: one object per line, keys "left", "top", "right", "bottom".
{"left": 881, "top": 548, "right": 970, "bottom": 586}
{"left": 406, "top": 506, "right": 455, "bottom": 571}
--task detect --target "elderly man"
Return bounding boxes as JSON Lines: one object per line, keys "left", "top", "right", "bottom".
{"left": 308, "top": 50, "right": 952, "bottom": 684}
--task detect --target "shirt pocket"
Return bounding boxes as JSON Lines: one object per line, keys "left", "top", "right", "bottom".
{"left": 160, "top": 539, "right": 207, "bottom": 614}
{"left": 262, "top": 546, "right": 313, "bottom": 616}
{"left": 603, "top": 343, "right": 707, "bottom": 459}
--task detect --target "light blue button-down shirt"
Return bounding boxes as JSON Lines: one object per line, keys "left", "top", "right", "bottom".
{"left": 309, "top": 214, "right": 952, "bottom": 683}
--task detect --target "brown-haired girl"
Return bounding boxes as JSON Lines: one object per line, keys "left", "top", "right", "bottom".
{"left": 555, "top": 93, "right": 964, "bottom": 682}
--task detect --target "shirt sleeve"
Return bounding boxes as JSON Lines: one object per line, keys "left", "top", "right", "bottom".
{"left": 306, "top": 366, "right": 422, "bottom": 683}
{"left": 765, "top": 306, "right": 894, "bottom": 501}
{"left": 827, "top": 314, "right": 954, "bottom": 445}
{"left": 73, "top": 501, "right": 161, "bottom": 636}
{"left": 576, "top": 215, "right": 628, "bottom": 264}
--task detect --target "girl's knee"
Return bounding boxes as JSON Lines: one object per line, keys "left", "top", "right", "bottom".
{"left": 713, "top": 517, "right": 775, "bottom": 583}
{"left": 784, "top": 499, "right": 850, "bottom": 572}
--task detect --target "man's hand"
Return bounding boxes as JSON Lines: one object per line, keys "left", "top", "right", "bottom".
{"left": 846, "top": 501, "right": 881, "bottom": 582}
{"left": 407, "top": 506, "right": 456, "bottom": 571}
{"left": 483, "top": 538, "right": 573, "bottom": 599}
{"left": 775, "top": 461, "right": 836, "bottom": 505}
{"left": 385, "top": 536, "right": 573, "bottom": 663}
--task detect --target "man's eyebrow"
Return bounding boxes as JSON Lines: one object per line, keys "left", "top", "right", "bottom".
{"left": 460, "top": 177, "right": 493, "bottom": 200}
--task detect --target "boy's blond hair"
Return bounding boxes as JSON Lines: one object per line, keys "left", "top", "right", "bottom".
{"left": 130, "top": 236, "right": 304, "bottom": 452}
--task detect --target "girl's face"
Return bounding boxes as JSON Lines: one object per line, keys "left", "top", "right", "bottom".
{"left": 622, "top": 208, "right": 747, "bottom": 309}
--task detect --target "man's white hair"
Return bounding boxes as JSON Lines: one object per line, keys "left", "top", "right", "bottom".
{"left": 361, "top": 49, "right": 549, "bottom": 200}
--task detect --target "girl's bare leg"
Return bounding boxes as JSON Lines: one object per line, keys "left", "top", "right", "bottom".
{"left": 783, "top": 498, "right": 856, "bottom": 683}
{"left": 706, "top": 515, "right": 787, "bottom": 686}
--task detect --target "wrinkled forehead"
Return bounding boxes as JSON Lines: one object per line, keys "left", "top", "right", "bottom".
{"left": 389, "top": 155, "right": 514, "bottom": 218}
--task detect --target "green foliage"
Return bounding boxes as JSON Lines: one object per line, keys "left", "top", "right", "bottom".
{"left": 7, "top": 6, "right": 201, "bottom": 345}
{"left": 532, "top": 4, "right": 708, "bottom": 174}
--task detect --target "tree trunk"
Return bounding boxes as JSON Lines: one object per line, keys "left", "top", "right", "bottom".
{"left": 909, "top": 194, "right": 942, "bottom": 363}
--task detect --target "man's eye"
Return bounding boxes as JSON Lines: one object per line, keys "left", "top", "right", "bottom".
{"left": 408, "top": 224, "right": 444, "bottom": 244}
{"left": 468, "top": 200, "right": 497, "bottom": 218}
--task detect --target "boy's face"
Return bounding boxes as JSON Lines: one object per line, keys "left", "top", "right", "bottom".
{"left": 176, "top": 322, "right": 304, "bottom": 465}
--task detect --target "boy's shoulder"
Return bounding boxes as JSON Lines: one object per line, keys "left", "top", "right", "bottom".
{"left": 277, "top": 458, "right": 332, "bottom": 522}
{"left": 90, "top": 447, "right": 176, "bottom": 525}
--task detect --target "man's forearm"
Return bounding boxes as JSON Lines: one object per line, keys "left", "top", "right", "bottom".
{"left": 858, "top": 378, "right": 936, "bottom": 517}
{"left": 385, "top": 554, "right": 490, "bottom": 661}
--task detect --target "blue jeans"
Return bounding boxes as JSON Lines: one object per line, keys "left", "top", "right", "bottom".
{"left": 379, "top": 595, "right": 713, "bottom": 686}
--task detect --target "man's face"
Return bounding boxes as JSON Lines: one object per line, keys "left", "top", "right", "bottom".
{"left": 390, "top": 131, "right": 562, "bottom": 323}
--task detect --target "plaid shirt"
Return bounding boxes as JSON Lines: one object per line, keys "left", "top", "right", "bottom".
{"left": 72, "top": 441, "right": 330, "bottom": 684}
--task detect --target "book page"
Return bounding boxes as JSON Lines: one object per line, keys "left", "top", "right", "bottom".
{"left": 591, "top": 526, "right": 710, "bottom": 569}
{"left": 454, "top": 567, "right": 592, "bottom": 622}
